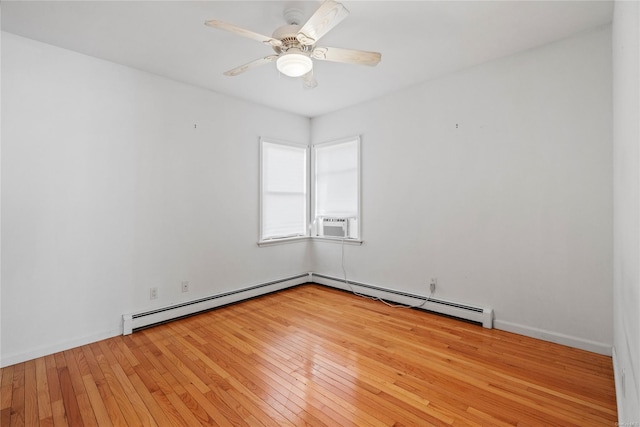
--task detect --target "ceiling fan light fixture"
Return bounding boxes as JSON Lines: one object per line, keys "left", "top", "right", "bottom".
{"left": 276, "top": 51, "right": 312, "bottom": 77}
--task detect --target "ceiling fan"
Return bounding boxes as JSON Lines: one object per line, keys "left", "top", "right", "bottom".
{"left": 204, "top": 0, "right": 382, "bottom": 88}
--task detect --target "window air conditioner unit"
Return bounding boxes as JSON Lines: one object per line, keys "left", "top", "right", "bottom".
{"left": 319, "top": 217, "right": 349, "bottom": 238}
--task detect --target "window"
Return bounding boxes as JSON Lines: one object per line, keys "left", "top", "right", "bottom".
{"left": 260, "top": 139, "right": 308, "bottom": 242}
{"left": 313, "top": 136, "right": 361, "bottom": 240}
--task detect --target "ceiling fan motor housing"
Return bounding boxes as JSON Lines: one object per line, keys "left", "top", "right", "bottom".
{"left": 272, "top": 24, "right": 311, "bottom": 55}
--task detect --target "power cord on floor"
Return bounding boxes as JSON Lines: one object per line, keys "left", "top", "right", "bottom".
{"left": 340, "top": 238, "right": 433, "bottom": 309}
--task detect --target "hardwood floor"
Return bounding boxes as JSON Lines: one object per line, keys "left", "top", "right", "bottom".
{"left": 1, "top": 284, "right": 617, "bottom": 426}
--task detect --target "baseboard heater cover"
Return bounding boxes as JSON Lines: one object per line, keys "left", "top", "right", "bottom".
{"left": 312, "top": 273, "right": 494, "bottom": 328}
{"left": 122, "top": 273, "right": 310, "bottom": 335}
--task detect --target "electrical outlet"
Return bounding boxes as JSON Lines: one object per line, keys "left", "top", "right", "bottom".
{"left": 430, "top": 277, "right": 437, "bottom": 293}
{"left": 181, "top": 281, "right": 189, "bottom": 293}
{"left": 150, "top": 287, "right": 158, "bottom": 300}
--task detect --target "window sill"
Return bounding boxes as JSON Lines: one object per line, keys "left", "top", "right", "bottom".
{"left": 257, "top": 236, "right": 309, "bottom": 247}
{"left": 257, "top": 236, "right": 364, "bottom": 247}
{"left": 312, "top": 237, "right": 363, "bottom": 245}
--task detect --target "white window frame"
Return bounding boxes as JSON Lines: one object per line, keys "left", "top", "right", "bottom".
{"left": 258, "top": 138, "right": 310, "bottom": 246}
{"left": 312, "top": 135, "right": 362, "bottom": 243}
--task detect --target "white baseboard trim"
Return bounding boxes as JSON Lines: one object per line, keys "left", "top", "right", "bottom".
{"left": 312, "top": 273, "right": 494, "bottom": 328}
{"left": 123, "top": 273, "right": 310, "bottom": 334}
{"left": 494, "top": 319, "right": 612, "bottom": 356}
{"left": 612, "top": 346, "right": 624, "bottom": 421}
{"left": 1, "top": 328, "right": 121, "bottom": 368}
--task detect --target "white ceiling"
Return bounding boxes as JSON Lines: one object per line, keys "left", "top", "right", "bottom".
{"left": 2, "top": 1, "right": 613, "bottom": 117}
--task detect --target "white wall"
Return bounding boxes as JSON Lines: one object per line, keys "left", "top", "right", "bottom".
{"left": 1, "top": 33, "right": 311, "bottom": 366}
{"left": 311, "top": 26, "right": 613, "bottom": 354}
{"left": 1, "top": 23, "right": 619, "bottom": 367}
{"left": 613, "top": 0, "right": 640, "bottom": 421}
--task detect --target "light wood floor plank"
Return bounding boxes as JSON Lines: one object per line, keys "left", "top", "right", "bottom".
{"left": 44, "top": 354, "right": 68, "bottom": 427}
{"left": 35, "top": 358, "right": 54, "bottom": 426}
{"left": 1, "top": 284, "right": 617, "bottom": 426}
{"left": 81, "top": 375, "right": 113, "bottom": 427}
{"left": 1, "top": 364, "right": 15, "bottom": 425}
{"left": 91, "top": 342, "right": 141, "bottom": 426}
{"left": 23, "top": 361, "right": 39, "bottom": 427}
{"left": 10, "top": 363, "right": 26, "bottom": 427}
{"left": 81, "top": 344, "right": 128, "bottom": 427}
{"left": 57, "top": 366, "right": 84, "bottom": 426}
{"left": 63, "top": 350, "right": 98, "bottom": 427}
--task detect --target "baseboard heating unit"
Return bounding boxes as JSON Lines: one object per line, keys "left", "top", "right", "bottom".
{"left": 123, "top": 273, "right": 493, "bottom": 334}
{"left": 312, "top": 273, "right": 494, "bottom": 328}
{"left": 122, "top": 273, "right": 309, "bottom": 334}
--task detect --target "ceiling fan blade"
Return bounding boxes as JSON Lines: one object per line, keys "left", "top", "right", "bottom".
{"left": 301, "top": 71, "right": 318, "bottom": 89}
{"left": 312, "top": 46, "right": 381, "bottom": 66}
{"left": 224, "top": 55, "right": 278, "bottom": 76}
{"left": 205, "top": 20, "right": 282, "bottom": 48}
{"left": 296, "top": 0, "right": 350, "bottom": 46}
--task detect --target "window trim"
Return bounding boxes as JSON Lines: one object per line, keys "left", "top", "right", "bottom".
{"left": 311, "top": 135, "right": 362, "bottom": 242}
{"left": 258, "top": 137, "right": 310, "bottom": 245}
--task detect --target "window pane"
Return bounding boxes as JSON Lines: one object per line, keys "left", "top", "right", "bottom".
{"left": 315, "top": 139, "right": 359, "bottom": 217}
{"left": 261, "top": 140, "right": 307, "bottom": 240}
{"left": 263, "top": 194, "right": 306, "bottom": 238}
{"left": 316, "top": 175, "right": 357, "bottom": 216}
{"left": 264, "top": 143, "right": 307, "bottom": 193}
{"left": 314, "top": 138, "right": 360, "bottom": 239}
{"left": 316, "top": 140, "right": 358, "bottom": 174}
